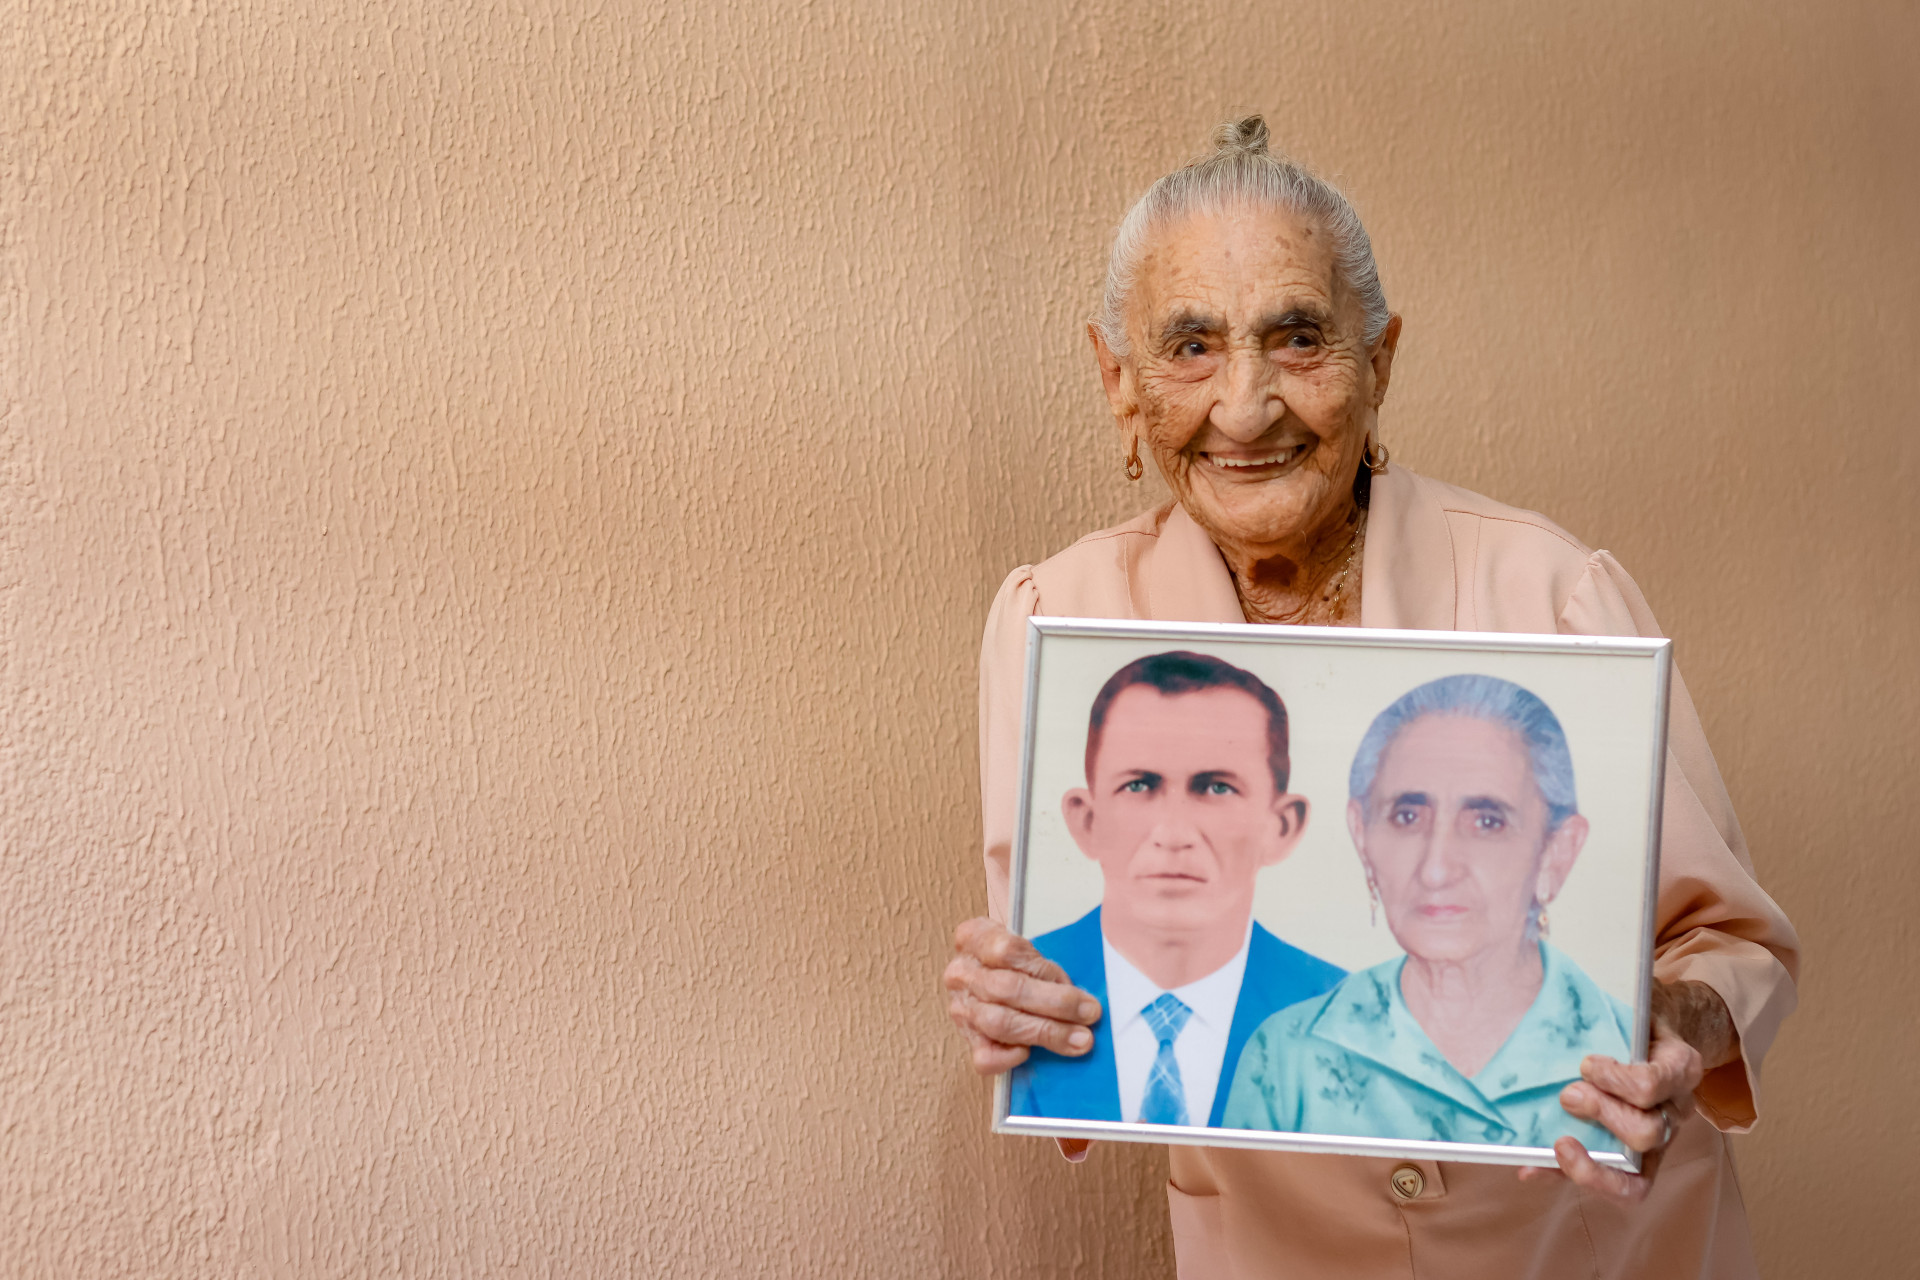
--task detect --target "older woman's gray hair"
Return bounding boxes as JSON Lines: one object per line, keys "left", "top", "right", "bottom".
{"left": 1097, "top": 115, "right": 1392, "bottom": 356}
{"left": 1348, "top": 673, "right": 1580, "bottom": 831}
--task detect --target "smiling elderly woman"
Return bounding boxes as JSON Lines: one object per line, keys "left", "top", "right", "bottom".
{"left": 942, "top": 118, "right": 1800, "bottom": 1279}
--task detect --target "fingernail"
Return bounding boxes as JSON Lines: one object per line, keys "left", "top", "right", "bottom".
{"left": 1078, "top": 1000, "right": 1101, "bottom": 1022}
{"left": 1068, "top": 1028, "right": 1092, "bottom": 1050}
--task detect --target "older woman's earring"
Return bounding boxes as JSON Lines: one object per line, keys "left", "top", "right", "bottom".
{"left": 1538, "top": 906, "right": 1550, "bottom": 940}
{"left": 1367, "top": 874, "right": 1381, "bottom": 927}
{"left": 1527, "top": 897, "right": 1552, "bottom": 942}
{"left": 1363, "top": 438, "right": 1390, "bottom": 475}
{"left": 1124, "top": 436, "right": 1145, "bottom": 481}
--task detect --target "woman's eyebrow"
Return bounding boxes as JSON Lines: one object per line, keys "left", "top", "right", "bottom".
{"left": 1156, "top": 310, "right": 1221, "bottom": 345}
{"left": 1460, "top": 796, "right": 1517, "bottom": 817}
{"left": 1255, "top": 306, "right": 1330, "bottom": 336}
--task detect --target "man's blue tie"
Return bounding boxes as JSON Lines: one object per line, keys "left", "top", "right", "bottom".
{"left": 1138, "top": 993, "right": 1194, "bottom": 1126}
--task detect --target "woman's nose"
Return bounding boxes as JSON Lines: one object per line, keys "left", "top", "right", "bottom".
{"left": 1415, "top": 831, "right": 1463, "bottom": 887}
{"left": 1210, "top": 351, "right": 1281, "bottom": 441}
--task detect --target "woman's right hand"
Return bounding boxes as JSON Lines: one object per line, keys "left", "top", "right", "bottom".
{"left": 943, "top": 917, "right": 1103, "bottom": 1074}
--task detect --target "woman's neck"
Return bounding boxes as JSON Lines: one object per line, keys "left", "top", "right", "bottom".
{"left": 1399, "top": 939, "right": 1545, "bottom": 1080}
{"left": 1222, "top": 503, "right": 1366, "bottom": 627}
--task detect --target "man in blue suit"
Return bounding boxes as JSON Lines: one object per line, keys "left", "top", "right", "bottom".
{"left": 1010, "top": 651, "right": 1345, "bottom": 1128}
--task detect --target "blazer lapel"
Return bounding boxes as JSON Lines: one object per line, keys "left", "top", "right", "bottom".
{"left": 1140, "top": 504, "right": 1247, "bottom": 624}
{"left": 1213, "top": 925, "right": 1283, "bottom": 1126}
{"left": 1359, "top": 464, "right": 1457, "bottom": 632}
{"left": 1027, "top": 908, "right": 1121, "bottom": 1122}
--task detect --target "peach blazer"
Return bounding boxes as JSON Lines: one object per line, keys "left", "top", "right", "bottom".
{"left": 978, "top": 465, "right": 1800, "bottom": 1280}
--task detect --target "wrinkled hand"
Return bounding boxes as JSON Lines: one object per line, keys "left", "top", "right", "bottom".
{"left": 944, "top": 917, "right": 1102, "bottom": 1075}
{"left": 1518, "top": 1017, "right": 1705, "bottom": 1202}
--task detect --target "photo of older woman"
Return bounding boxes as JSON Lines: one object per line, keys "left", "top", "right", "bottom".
{"left": 1221, "top": 674, "right": 1633, "bottom": 1152}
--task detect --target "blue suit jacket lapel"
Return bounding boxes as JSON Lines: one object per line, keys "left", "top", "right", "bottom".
{"left": 1209, "top": 924, "right": 1347, "bottom": 1126}
{"left": 1020, "top": 907, "right": 1120, "bottom": 1122}
{"left": 1213, "top": 925, "right": 1281, "bottom": 1126}
{"left": 1022, "top": 913, "right": 1342, "bottom": 1127}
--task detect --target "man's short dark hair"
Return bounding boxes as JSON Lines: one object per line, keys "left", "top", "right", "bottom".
{"left": 1084, "top": 650, "right": 1291, "bottom": 795}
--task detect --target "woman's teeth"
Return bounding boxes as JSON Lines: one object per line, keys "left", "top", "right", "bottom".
{"left": 1208, "top": 447, "right": 1301, "bottom": 469}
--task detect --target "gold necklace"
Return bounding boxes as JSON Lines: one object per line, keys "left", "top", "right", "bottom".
{"left": 1250, "top": 510, "right": 1366, "bottom": 627}
{"left": 1319, "top": 509, "right": 1367, "bottom": 613}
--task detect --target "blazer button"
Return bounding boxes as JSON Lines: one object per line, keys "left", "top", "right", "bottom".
{"left": 1390, "top": 1165, "right": 1425, "bottom": 1200}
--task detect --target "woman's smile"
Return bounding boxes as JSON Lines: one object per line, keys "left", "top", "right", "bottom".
{"left": 1196, "top": 441, "right": 1314, "bottom": 477}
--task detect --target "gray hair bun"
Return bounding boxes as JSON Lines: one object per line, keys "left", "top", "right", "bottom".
{"left": 1210, "top": 115, "right": 1272, "bottom": 158}
{"left": 1098, "top": 115, "right": 1391, "bottom": 354}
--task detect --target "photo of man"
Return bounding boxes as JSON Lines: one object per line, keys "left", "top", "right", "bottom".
{"left": 1009, "top": 650, "right": 1346, "bottom": 1127}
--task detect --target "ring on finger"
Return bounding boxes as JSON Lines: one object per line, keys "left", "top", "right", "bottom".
{"left": 1655, "top": 1102, "right": 1680, "bottom": 1149}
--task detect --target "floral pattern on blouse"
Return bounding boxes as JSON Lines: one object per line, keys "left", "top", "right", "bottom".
{"left": 1221, "top": 942, "right": 1634, "bottom": 1153}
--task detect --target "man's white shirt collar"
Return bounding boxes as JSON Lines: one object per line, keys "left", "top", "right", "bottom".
{"left": 1101, "top": 923, "right": 1252, "bottom": 1126}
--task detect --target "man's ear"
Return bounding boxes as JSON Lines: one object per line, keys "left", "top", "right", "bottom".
{"left": 1063, "top": 788, "right": 1099, "bottom": 861}
{"left": 1536, "top": 813, "right": 1589, "bottom": 904}
{"left": 1259, "top": 793, "right": 1311, "bottom": 867}
{"left": 1367, "top": 313, "right": 1402, "bottom": 407}
{"left": 1088, "top": 322, "right": 1138, "bottom": 429}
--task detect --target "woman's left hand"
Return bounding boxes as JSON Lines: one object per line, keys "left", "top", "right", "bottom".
{"left": 1520, "top": 978, "right": 1733, "bottom": 1202}
{"left": 1536, "top": 1023, "right": 1702, "bottom": 1200}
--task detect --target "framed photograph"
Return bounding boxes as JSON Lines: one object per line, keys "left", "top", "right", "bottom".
{"left": 993, "top": 618, "right": 1670, "bottom": 1171}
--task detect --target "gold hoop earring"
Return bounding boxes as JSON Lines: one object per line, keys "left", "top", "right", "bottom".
{"left": 1124, "top": 436, "right": 1145, "bottom": 481}
{"left": 1364, "top": 439, "right": 1390, "bottom": 475}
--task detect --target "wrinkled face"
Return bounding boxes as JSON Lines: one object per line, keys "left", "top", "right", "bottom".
{"left": 1065, "top": 685, "right": 1305, "bottom": 938}
{"left": 1349, "top": 715, "right": 1583, "bottom": 965}
{"left": 1101, "top": 205, "right": 1395, "bottom": 564}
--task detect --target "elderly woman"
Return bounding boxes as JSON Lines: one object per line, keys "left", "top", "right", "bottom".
{"left": 1222, "top": 674, "right": 1635, "bottom": 1153}
{"left": 942, "top": 117, "right": 1799, "bottom": 1278}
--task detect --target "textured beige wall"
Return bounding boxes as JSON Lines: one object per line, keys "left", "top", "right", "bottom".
{"left": 5, "top": 1, "right": 1916, "bottom": 1275}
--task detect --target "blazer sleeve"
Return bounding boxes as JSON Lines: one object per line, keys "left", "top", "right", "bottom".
{"left": 1560, "top": 550, "right": 1801, "bottom": 1132}
{"left": 979, "top": 566, "right": 1042, "bottom": 924}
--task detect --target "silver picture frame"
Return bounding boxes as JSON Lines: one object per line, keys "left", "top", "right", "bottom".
{"left": 992, "top": 617, "right": 1671, "bottom": 1172}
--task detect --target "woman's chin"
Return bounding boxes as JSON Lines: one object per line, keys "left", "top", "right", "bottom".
{"left": 1394, "top": 928, "right": 1490, "bottom": 967}
{"left": 1183, "top": 476, "right": 1339, "bottom": 551}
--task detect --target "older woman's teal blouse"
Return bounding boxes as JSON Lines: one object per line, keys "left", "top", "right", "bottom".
{"left": 1221, "top": 942, "right": 1634, "bottom": 1152}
